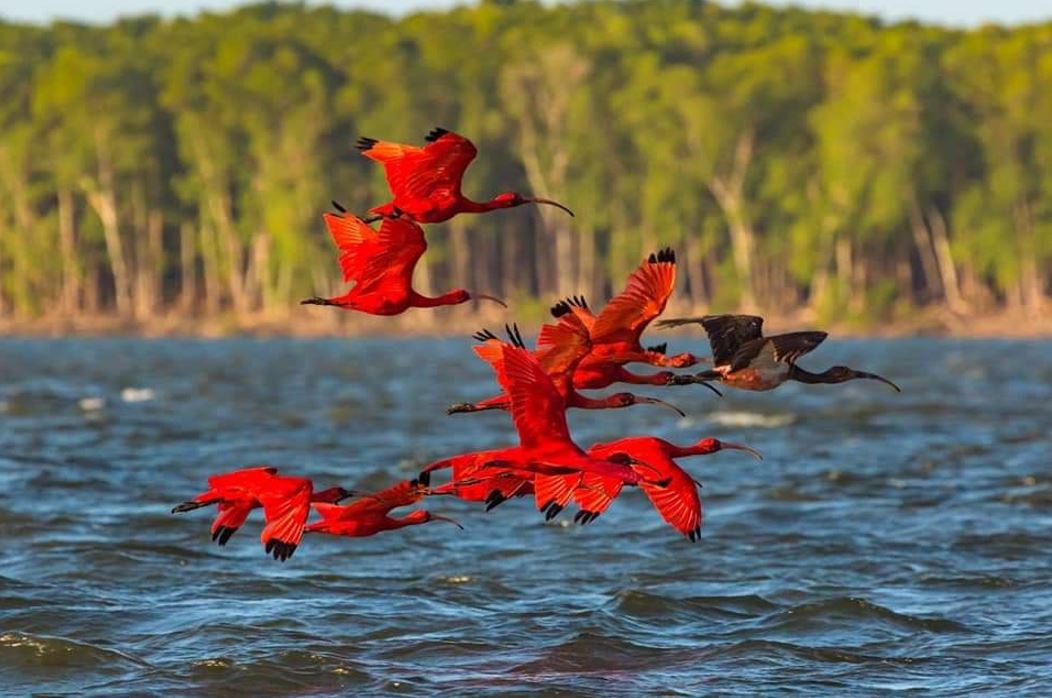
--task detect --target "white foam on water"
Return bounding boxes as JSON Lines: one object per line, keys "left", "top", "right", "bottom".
{"left": 707, "top": 411, "right": 796, "bottom": 428}
{"left": 121, "top": 387, "right": 155, "bottom": 403}
{"left": 79, "top": 397, "right": 105, "bottom": 411}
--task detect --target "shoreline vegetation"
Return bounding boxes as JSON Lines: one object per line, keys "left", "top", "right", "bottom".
{"left": 1, "top": 1, "right": 1050, "bottom": 334}
{"left": 2, "top": 305, "right": 1049, "bottom": 339}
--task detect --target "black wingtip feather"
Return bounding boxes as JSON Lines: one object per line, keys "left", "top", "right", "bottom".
{"left": 647, "top": 342, "right": 667, "bottom": 355}
{"left": 424, "top": 127, "right": 449, "bottom": 143}
{"left": 485, "top": 491, "right": 506, "bottom": 512}
{"left": 472, "top": 328, "right": 499, "bottom": 343}
{"left": 551, "top": 300, "right": 572, "bottom": 318}
{"left": 505, "top": 323, "right": 526, "bottom": 349}
{"left": 355, "top": 137, "right": 378, "bottom": 151}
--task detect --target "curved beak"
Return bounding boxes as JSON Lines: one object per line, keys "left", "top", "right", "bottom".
{"left": 431, "top": 514, "right": 464, "bottom": 530}
{"left": 697, "top": 380, "right": 722, "bottom": 397}
{"left": 473, "top": 293, "right": 507, "bottom": 308}
{"left": 526, "top": 197, "right": 574, "bottom": 217}
{"left": 861, "top": 371, "right": 901, "bottom": 392}
{"left": 637, "top": 396, "right": 686, "bottom": 418}
{"left": 720, "top": 441, "right": 764, "bottom": 461}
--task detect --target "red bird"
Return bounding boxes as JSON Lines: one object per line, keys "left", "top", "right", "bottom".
{"left": 572, "top": 436, "right": 762, "bottom": 540}
{"left": 356, "top": 127, "right": 574, "bottom": 223}
{"left": 553, "top": 249, "right": 708, "bottom": 391}
{"left": 438, "top": 337, "right": 665, "bottom": 520}
{"left": 447, "top": 319, "right": 688, "bottom": 416}
{"left": 422, "top": 449, "right": 534, "bottom": 510}
{"left": 301, "top": 210, "right": 505, "bottom": 314}
{"left": 171, "top": 467, "right": 355, "bottom": 561}
{"left": 305, "top": 478, "right": 462, "bottom": 538}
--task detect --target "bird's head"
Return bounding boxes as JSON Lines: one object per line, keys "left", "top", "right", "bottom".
{"left": 694, "top": 438, "right": 764, "bottom": 460}
{"left": 828, "top": 366, "right": 901, "bottom": 392}
{"left": 315, "top": 486, "right": 359, "bottom": 503}
{"left": 496, "top": 191, "right": 575, "bottom": 217}
{"left": 613, "top": 393, "right": 686, "bottom": 417}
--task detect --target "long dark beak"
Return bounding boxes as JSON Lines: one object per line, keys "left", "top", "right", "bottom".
{"left": 431, "top": 514, "right": 464, "bottom": 530}
{"left": 860, "top": 371, "right": 901, "bottom": 392}
{"left": 526, "top": 197, "right": 574, "bottom": 217}
{"left": 720, "top": 442, "right": 764, "bottom": 461}
{"left": 637, "top": 396, "right": 686, "bottom": 418}
{"left": 473, "top": 293, "right": 507, "bottom": 308}
{"left": 697, "top": 381, "right": 722, "bottom": 397}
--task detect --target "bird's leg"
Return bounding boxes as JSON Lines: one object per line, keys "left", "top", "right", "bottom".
{"left": 171, "top": 500, "right": 209, "bottom": 514}
{"left": 300, "top": 296, "right": 336, "bottom": 306}
{"left": 446, "top": 402, "right": 497, "bottom": 415}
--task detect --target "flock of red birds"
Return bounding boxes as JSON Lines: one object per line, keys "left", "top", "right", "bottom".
{"left": 173, "top": 128, "right": 900, "bottom": 561}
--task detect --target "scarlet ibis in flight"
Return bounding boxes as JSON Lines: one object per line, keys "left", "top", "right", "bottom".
{"left": 446, "top": 321, "right": 689, "bottom": 417}
{"left": 556, "top": 249, "right": 702, "bottom": 375}
{"left": 306, "top": 478, "right": 462, "bottom": 538}
{"left": 355, "top": 127, "right": 574, "bottom": 223}
{"left": 171, "top": 467, "right": 355, "bottom": 561}
{"left": 421, "top": 449, "right": 534, "bottom": 511}
{"left": 573, "top": 436, "right": 763, "bottom": 540}
{"left": 301, "top": 206, "right": 505, "bottom": 313}
{"left": 441, "top": 335, "right": 666, "bottom": 520}
{"left": 658, "top": 314, "right": 901, "bottom": 392}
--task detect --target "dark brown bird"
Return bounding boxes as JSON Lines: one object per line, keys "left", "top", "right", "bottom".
{"left": 658, "top": 314, "right": 900, "bottom": 392}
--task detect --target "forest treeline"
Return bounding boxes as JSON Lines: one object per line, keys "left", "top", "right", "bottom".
{"left": 0, "top": 0, "right": 1049, "bottom": 329}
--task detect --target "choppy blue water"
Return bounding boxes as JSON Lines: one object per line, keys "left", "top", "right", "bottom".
{"left": 1, "top": 337, "right": 1050, "bottom": 695}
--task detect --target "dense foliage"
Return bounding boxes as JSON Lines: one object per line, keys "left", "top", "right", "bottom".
{"left": 0, "top": 0, "right": 1049, "bottom": 325}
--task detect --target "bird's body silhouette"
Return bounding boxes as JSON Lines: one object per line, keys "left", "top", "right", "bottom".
{"left": 423, "top": 449, "right": 534, "bottom": 510}
{"left": 573, "top": 437, "right": 762, "bottom": 540}
{"left": 440, "top": 336, "right": 663, "bottom": 519}
{"left": 560, "top": 249, "right": 701, "bottom": 373}
{"left": 306, "top": 478, "right": 462, "bottom": 538}
{"left": 447, "top": 314, "right": 688, "bottom": 417}
{"left": 658, "top": 314, "right": 901, "bottom": 392}
{"left": 171, "top": 467, "right": 354, "bottom": 561}
{"left": 301, "top": 211, "right": 504, "bottom": 314}
{"left": 356, "top": 128, "right": 574, "bottom": 223}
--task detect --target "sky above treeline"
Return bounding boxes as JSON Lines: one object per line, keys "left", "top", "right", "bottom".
{"left": 2, "top": 0, "right": 1050, "bottom": 28}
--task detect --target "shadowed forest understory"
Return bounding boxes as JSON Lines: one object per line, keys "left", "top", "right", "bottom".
{"left": 0, "top": 0, "right": 1050, "bottom": 336}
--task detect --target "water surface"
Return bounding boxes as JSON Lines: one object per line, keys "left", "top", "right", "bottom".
{"left": 1, "top": 337, "right": 1050, "bottom": 694}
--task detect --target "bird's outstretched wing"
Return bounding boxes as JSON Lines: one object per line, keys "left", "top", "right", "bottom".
{"left": 765, "top": 331, "right": 828, "bottom": 366}
{"left": 206, "top": 466, "right": 278, "bottom": 491}
{"left": 696, "top": 314, "right": 765, "bottom": 367}
{"left": 640, "top": 463, "right": 703, "bottom": 542}
{"left": 474, "top": 341, "right": 572, "bottom": 451}
{"left": 210, "top": 502, "right": 253, "bottom": 546}
{"left": 536, "top": 303, "right": 593, "bottom": 395}
{"left": 572, "top": 473, "right": 625, "bottom": 524}
{"left": 357, "top": 128, "right": 477, "bottom": 203}
{"left": 589, "top": 248, "right": 678, "bottom": 348}
{"left": 259, "top": 479, "right": 312, "bottom": 561}
{"left": 323, "top": 214, "right": 426, "bottom": 293}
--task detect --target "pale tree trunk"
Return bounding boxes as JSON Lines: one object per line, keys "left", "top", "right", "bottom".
{"left": 57, "top": 187, "right": 79, "bottom": 314}
{"left": 449, "top": 217, "right": 471, "bottom": 293}
{"left": 200, "top": 224, "right": 221, "bottom": 314}
{"left": 179, "top": 222, "right": 197, "bottom": 312}
{"left": 684, "top": 233, "right": 708, "bottom": 309}
{"left": 82, "top": 138, "right": 131, "bottom": 317}
{"left": 706, "top": 129, "right": 757, "bottom": 311}
{"left": 575, "top": 221, "right": 598, "bottom": 304}
{"left": 926, "top": 206, "right": 968, "bottom": 315}
{"left": 909, "top": 204, "right": 941, "bottom": 304}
